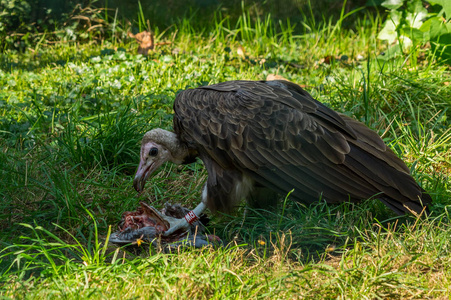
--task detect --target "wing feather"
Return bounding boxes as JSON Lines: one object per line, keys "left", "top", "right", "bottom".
{"left": 173, "top": 80, "right": 431, "bottom": 214}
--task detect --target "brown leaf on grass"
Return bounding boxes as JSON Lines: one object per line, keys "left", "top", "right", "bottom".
{"left": 266, "top": 74, "right": 308, "bottom": 88}
{"left": 237, "top": 45, "right": 246, "bottom": 59}
{"left": 128, "top": 31, "right": 154, "bottom": 55}
{"left": 324, "top": 55, "right": 335, "bottom": 65}
{"left": 128, "top": 30, "right": 172, "bottom": 55}
{"left": 266, "top": 74, "right": 289, "bottom": 81}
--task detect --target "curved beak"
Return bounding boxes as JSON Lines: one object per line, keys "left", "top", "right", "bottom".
{"left": 133, "top": 160, "right": 155, "bottom": 193}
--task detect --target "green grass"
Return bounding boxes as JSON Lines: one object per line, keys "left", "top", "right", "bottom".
{"left": 1, "top": 4, "right": 451, "bottom": 299}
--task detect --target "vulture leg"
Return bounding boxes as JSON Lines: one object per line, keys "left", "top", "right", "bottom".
{"left": 162, "top": 184, "right": 208, "bottom": 236}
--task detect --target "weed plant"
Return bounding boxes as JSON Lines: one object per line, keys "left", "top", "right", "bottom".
{"left": 0, "top": 3, "right": 450, "bottom": 299}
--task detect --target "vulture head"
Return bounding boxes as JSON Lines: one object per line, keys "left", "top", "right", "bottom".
{"left": 133, "top": 128, "right": 191, "bottom": 193}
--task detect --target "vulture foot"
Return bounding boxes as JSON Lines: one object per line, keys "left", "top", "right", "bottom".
{"left": 163, "top": 201, "right": 207, "bottom": 236}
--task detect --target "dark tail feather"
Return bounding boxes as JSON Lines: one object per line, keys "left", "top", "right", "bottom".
{"left": 380, "top": 188, "right": 431, "bottom": 216}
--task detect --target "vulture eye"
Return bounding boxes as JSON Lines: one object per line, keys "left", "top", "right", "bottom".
{"left": 149, "top": 147, "right": 158, "bottom": 156}
{"left": 149, "top": 147, "right": 159, "bottom": 156}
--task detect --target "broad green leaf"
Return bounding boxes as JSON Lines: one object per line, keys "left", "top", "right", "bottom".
{"left": 378, "top": 11, "right": 401, "bottom": 43}
{"left": 381, "top": 0, "right": 403, "bottom": 10}
{"left": 406, "top": 3, "right": 427, "bottom": 28}
{"left": 407, "top": 0, "right": 425, "bottom": 14}
{"left": 402, "top": 27, "right": 428, "bottom": 42}
{"left": 378, "top": 20, "right": 398, "bottom": 42}
{"left": 399, "top": 35, "right": 413, "bottom": 48}
{"left": 428, "top": 0, "right": 451, "bottom": 21}
{"left": 377, "top": 44, "right": 402, "bottom": 60}
{"left": 420, "top": 18, "right": 433, "bottom": 32}
{"left": 429, "top": 17, "right": 451, "bottom": 39}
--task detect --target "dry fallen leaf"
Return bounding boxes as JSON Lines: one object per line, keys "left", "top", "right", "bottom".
{"left": 324, "top": 55, "right": 335, "bottom": 65}
{"left": 128, "top": 31, "right": 154, "bottom": 55}
{"left": 266, "top": 74, "right": 289, "bottom": 81}
{"left": 128, "top": 30, "right": 172, "bottom": 55}
{"left": 237, "top": 45, "right": 246, "bottom": 59}
{"left": 266, "top": 74, "right": 308, "bottom": 88}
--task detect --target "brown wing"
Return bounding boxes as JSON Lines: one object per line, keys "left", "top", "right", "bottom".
{"left": 173, "top": 80, "right": 431, "bottom": 214}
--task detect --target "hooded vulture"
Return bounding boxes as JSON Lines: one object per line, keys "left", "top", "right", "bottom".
{"left": 133, "top": 80, "right": 431, "bottom": 235}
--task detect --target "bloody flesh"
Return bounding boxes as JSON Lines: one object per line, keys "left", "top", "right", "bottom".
{"left": 119, "top": 202, "right": 169, "bottom": 233}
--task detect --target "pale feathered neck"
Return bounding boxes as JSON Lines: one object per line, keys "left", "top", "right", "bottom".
{"left": 142, "top": 128, "right": 189, "bottom": 164}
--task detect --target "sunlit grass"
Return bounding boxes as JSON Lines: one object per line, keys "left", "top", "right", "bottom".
{"left": 0, "top": 4, "right": 450, "bottom": 299}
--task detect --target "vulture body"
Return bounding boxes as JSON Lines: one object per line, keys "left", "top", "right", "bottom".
{"left": 134, "top": 80, "right": 431, "bottom": 234}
